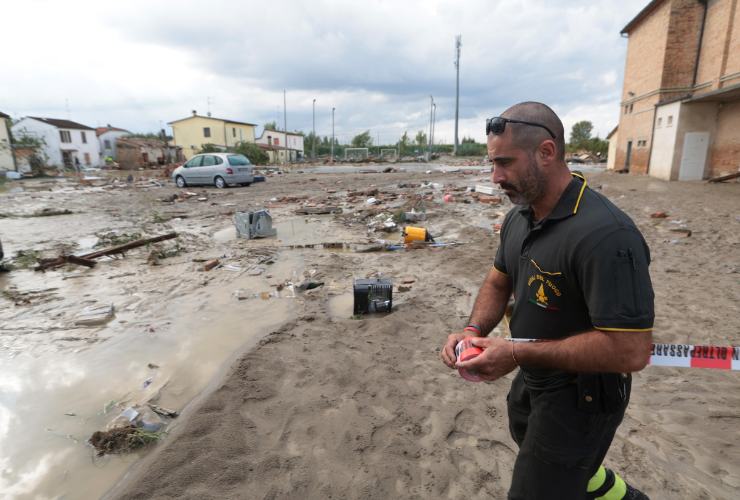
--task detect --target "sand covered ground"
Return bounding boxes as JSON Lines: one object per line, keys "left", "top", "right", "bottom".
{"left": 2, "top": 165, "right": 738, "bottom": 499}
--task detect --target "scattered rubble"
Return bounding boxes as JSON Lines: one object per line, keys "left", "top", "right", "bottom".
{"left": 74, "top": 303, "right": 115, "bottom": 326}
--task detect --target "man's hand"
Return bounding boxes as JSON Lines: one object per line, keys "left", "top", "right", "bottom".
{"left": 455, "top": 337, "right": 518, "bottom": 382}
{"left": 440, "top": 332, "right": 470, "bottom": 369}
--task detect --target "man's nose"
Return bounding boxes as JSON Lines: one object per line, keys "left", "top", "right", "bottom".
{"left": 492, "top": 166, "right": 505, "bottom": 185}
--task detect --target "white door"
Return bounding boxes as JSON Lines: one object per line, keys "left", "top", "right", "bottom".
{"left": 678, "top": 132, "right": 709, "bottom": 181}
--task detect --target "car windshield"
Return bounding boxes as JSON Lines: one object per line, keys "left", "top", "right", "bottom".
{"left": 228, "top": 154, "right": 251, "bottom": 166}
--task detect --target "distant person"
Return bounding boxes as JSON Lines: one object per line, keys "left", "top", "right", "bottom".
{"left": 440, "top": 102, "right": 653, "bottom": 499}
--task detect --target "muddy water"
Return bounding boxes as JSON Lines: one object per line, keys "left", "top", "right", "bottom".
{"left": 0, "top": 245, "right": 302, "bottom": 499}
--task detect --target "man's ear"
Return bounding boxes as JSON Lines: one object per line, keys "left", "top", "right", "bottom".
{"left": 538, "top": 140, "right": 557, "bottom": 163}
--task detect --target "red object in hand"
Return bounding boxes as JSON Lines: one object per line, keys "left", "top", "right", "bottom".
{"left": 455, "top": 337, "right": 484, "bottom": 382}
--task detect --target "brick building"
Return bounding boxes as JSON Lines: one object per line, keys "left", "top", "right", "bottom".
{"left": 614, "top": 0, "right": 739, "bottom": 180}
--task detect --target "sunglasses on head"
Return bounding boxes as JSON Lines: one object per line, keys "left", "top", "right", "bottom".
{"left": 486, "top": 116, "right": 556, "bottom": 139}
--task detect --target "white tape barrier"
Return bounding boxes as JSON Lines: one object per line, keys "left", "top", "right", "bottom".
{"left": 505, "top": 339, "right": 740, "bottom": 371}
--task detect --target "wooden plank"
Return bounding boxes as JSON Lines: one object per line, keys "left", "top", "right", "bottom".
{"left": 294, "top": 207, "right": 342, "bottom": 215}
{"left": 707, "top": 170, "right": 740, "bottom": 183}
{"left": 35, "top": 232, "right": 178, "bottom": 271}
{"left": 203, "top": 259, "right": 220, "bottom": 271}
{"left": 80, "top": 232, "right": 178, "bottom": 259}
{"left": 66, "top": 255, "right": 97, "bottom": 268}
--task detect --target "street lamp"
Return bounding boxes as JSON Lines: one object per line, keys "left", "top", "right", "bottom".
{"left": 428, "top": 95, "right": 434, "bottom": 160}
{"left": 431, "top": 102, "right": 436, "bottom": 158}
{"left": 331, "top": 107, "right": 335, "bottom": 163}
{"left": 312, "top": 99, "right": 316, "bottom": 160}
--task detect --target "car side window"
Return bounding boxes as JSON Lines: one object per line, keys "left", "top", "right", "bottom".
{"left": 202, "top": 155, "right": 216, "bottom": 166}
{"left": 186, "top": 156, "right": 202, "bottom": 168}
{"left": 214, "top": 156, "right": 223, "bottom": 165}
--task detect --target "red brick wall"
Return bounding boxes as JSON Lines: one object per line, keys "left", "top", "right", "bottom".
{"left": 719, "top": 0, "right": 740, "bottom": 86}
{"left": 708, "top": 100, "right": 740, "bottom": 176}
{"left": 695, "top": 0, "right": 736, "bottom": 91}
{"left": 661, "top": 0, "right": 706, "bottom": 90}
{"left": 616, "top": 1, "right": 672, "bottom": 173}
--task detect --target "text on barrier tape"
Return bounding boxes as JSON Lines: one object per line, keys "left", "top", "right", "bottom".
{"left": 649, "top": 343, "right": 739, "bottom": 371}
{"left": 507, "top": 339, "right": 740, "bottom": 371}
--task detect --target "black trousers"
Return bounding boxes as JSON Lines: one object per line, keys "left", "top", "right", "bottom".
{"left": 507, "top": 371, "right": 629, "bottom": 500}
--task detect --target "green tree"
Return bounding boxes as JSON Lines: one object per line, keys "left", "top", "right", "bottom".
{"left": 351, "top": 130, "right": 373, "bottom": 148}
{"left": 586, "top": 137, "right": 609, "bottom": 159}
{"left": 304, "top": 131, "right": 319, "bottom": 157}
{"left": 461, "top": 136, "right": 477, "bottom": 144}
{"left": 233, "top": 141, "right": 269, "bottom": 165}
{"left": 10, "top": 132, "right": 49, "bottom": 175}
{"left": 415, "top": 130, "right": 427, "bottom": 147}
{"left": 569, "top": 121, "right": 593, "bottom": 150}
{"left": 263, "top": 121, "right": 277, "bottom": 131}
{"left": 198, "top": 143, "right": 222, "bottom": 153}
{"left": 398, "top": 131, "right": 410, "bottom": 155}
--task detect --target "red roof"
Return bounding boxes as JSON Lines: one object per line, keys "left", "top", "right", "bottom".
{"left": 96, "top": 126, "right": 130, "bottom": 137}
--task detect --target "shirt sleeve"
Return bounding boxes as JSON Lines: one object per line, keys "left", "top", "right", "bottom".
{"left": 577, "top": 228, "right": 654, "bottom": 331}
{"left": 493, "top": 212, "right": 511, "bottom": 275}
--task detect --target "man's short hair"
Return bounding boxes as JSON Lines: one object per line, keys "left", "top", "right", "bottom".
{"left": 501, "top": 102, "right": 565, "bottom": 161}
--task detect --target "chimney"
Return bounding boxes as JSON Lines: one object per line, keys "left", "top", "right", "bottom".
{"left": 192, "top": 110, "right": 197, "bottom": 116}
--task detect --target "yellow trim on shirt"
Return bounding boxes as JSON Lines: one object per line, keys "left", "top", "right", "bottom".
{"left": 492, "top": 264, "right": 508, "bottom": 275}
{"left": 595, "top": 326, "right": 653, "bottom": 332}
{"left": 530, "top": 259, "right": 563, "bottom": 276}
{"left": 571, "top": 173, "right": 588, "bottom": 214}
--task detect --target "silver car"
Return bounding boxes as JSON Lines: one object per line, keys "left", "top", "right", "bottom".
{"left": 172, "top": 153, "right": 254, "bottom": 189}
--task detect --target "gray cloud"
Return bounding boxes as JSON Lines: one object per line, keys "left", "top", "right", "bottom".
{"left": 2, "top": 0, "right": 646, "bottom": 142}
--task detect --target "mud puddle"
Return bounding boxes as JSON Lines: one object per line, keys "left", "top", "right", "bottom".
{"left": 0, "top": 251, "right": 303, "bottom": 499}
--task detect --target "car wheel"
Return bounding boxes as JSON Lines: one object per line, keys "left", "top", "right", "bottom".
{"left": 214, "top": 176, "right": 226, "bottom": 189}
{"left": 175, "top": 175, "right": 187, "bottom": 188}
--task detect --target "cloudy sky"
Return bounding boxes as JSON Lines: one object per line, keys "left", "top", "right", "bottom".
{"left": 1, "top": 0, "right": 646, "bottom": 144}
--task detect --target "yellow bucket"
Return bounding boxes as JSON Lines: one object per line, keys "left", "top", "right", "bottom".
{"left": 403, "top": 226, "right": 431, "bottom": 244}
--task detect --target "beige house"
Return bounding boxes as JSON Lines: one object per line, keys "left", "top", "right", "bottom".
{"left": 616, "top": 0, "right": 740, "bottom": 180}
{"left": 169, "top": 111, "right": 257, "bottom": 160}
{"left": 606, "top": 126, "right": 619, "bottom": 170}
{"left": 0, "top": 111, "right": 16, "bottom": 171}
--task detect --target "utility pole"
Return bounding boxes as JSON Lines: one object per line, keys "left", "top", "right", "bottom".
{"left": 428, "top": 95, "right": 434, "bottom": 160}
{"left": 331, "top": 107, "right": 335, "bottom": 162}
{"left": 312, "top": 98, "right": 316, "bottom": 160}
{"left": 431, "top": 102, "right": 436, "bottom": 157}
{"left": 453, "top": 35, "right": 461, "bottom": 155}
{"left": 283, "top": 89, "right": 288, "bottom": 163}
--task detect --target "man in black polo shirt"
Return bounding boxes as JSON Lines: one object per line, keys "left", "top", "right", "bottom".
{"left": 440, "top": 102, "right": 653, "bottom": 499}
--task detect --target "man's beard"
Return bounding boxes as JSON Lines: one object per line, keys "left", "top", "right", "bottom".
{"left": 499, "top": 156, "right": 546, "bottom": 206}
